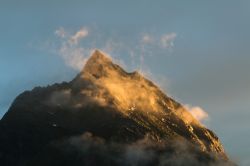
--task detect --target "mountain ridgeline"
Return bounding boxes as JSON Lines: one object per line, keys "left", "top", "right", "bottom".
{"left": 0, "top": 50, "right": 234, "bottom": 166}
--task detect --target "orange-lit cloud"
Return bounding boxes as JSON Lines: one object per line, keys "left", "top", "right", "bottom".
{"left": 185, "top": 105, "right": 209, "bottom": 123}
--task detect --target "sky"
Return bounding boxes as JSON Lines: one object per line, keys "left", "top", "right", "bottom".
{"left": 0, "top": 0, "right": 250, "bottom": 165}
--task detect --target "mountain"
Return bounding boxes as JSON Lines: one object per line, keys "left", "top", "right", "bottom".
{"left": 0, "top": 50, "right": 233, "bottom": 166}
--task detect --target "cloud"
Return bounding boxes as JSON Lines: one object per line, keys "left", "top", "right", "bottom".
{"left": 31, "top": 132, "right": 235, "bottom": 166}
{"left": 55, "top": 27, "right": 92, "bottom": 71}
{"left": 137, "top": 32, "right": 177, "bottom": 69}
{"left": 49, "top": 89, "right": 72, "bottom": 107}
{"left": 160, "top": 33, "right": 177, "bottom": 49}
{"left": 59, "top": 44, "right": 91, "bottom": 71}
{"left": 54, "top": 27, "right": 126, "bottom": 72}
{"left": 69, "top": 27, "right": 89, "bottom": 45}
{"left": 55, "top": 27, "right": 67, "bottom": 38}
{"left": 53, "top": 26, "right": 178, "bottom": 73}
{"left": 140, "top": 32, "right": 177, "bottom": 49}
{"left": 185, "top": 105, "right": 209, "bottom": 123}
{"left": 141, "top": 34, "right": 154, "bottom": 44}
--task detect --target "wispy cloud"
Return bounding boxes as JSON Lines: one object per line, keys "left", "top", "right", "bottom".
{"left": 69, "top": 28, "right": 89, "bottom": 45}
{"left": 141, "top": 34, "right": 154, "bottom": 44}
{"left": 136, "top": 32, "right": 177, "bottom": 74}
{"left": 185, "top": 105, "right": 209, "bottom": 123}
{"left": 160, "top": 33, "right": 177, "bottom": 49}
{"left": 53, "top": 26, "right": 178, "bottom": 73}
{"left": 43, "top": 132, "right": 234, "bottom": 166}
{"left": 55, "top": 27, "right": 67, "bottom": 38}
{"left": 55, "top": 27, "right": 92, "bottom": 71}
{"left": 140, "top": 32, "right": 177, "bottom": 49}
{"left": 52, "top": 27, "right": 177, "bottom": 94}
{"left": 58, "top": 45, "right": 91, "bottom": 71}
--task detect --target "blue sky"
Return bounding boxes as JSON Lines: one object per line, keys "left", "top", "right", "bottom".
{"left": 1, "top": 0, "right": 250, "bottom": 165}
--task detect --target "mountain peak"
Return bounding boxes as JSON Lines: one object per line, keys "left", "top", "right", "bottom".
{"left": 0, "top": 49, "right": 230, "bottom": 165}
{"left": 86, "top": 49, "right": 111, "bottom": 66}
{"left": 81, "top": 49, "right": 114, "bottom": 77}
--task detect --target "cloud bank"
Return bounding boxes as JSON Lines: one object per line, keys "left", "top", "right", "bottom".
{"left": 31, "top": 132, "right": 235, "bottom": 166}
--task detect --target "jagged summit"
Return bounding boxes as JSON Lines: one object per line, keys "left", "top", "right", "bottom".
{"left": 0, "top": 50, "right": 232, "bottom": 166}
{"left": 81, "top": 49, "right": 138, "bottom": 81}
{"left": 82, "top": 49, "right": 120, "bottom": 78}
{"left": 84, "top": 49, "right": 112, "bottom": 68}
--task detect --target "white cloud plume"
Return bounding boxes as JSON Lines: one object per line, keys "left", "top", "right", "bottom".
{"left": 160, "top": 33, "right": 177, "bottom": 49}
{"left": 55, "top": 27, "right": 67, "bottom": 38}
{"left": 59, "top": 45, "right": 91, "bottom": 71}
{"left": 69, "top": 28, "right": 89, "bottom": 45}
{"left": 141, "top": 34, "right": 154, "bottom": 44}
{"left": 53, "top": 26, "right": 177, "bottom": 72}
{"left": 185, "top": 105, "right": 209, "bottom": 123}
{"left": 55, "top": 27, "right": 91, "bottom": 71}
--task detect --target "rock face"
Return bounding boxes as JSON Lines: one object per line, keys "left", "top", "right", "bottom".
{"left": 0, "top": 50, "right": 232, "bottom": 166}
